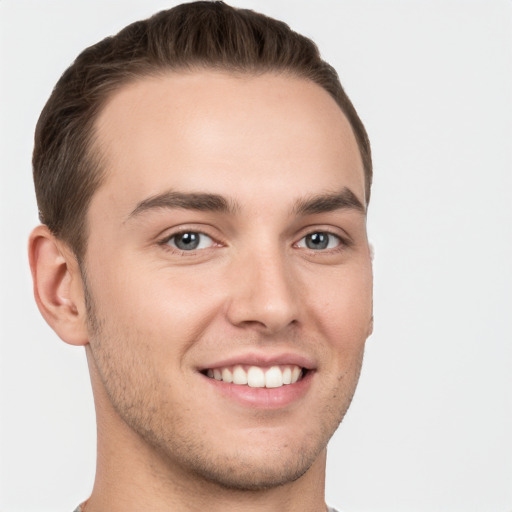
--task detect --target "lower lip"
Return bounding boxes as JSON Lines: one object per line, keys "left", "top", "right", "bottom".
{"left": 201, "top": 370, "right": 314, "bottom": 409}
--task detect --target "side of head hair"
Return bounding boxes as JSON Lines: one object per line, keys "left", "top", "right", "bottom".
{"left": 33, "top": 1, "right": 372, "bottom": 262}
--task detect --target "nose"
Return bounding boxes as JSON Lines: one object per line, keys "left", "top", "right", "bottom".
{"left": 225, "top": 246, "right": 300, "bottom": 334}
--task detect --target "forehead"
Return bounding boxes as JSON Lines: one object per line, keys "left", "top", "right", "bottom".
{"left": 91, "top": 70, "right": 365, "bottom": 216}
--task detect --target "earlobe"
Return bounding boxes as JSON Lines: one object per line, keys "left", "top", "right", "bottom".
{"left": 28, "top": 225, "right": 89, "bottom": 346}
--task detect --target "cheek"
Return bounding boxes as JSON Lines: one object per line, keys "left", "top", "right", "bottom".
{"left": 306, "top": 261, "right": 373, "bottom": 349}
{"left": 88, "top": 259, "right": 225, "bottom": 349}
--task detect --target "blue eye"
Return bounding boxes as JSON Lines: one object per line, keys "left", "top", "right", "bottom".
{"left": 297, "top": 232, "right": 341, "bottom": 250}
{"left": 166, "top": 232, "right": 214, "bottom": 251}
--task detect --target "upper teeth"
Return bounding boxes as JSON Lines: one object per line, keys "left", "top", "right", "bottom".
{"left": 206, "top": 365, "right": 303, "bottom": 388}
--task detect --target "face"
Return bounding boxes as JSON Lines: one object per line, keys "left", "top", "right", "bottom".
{"left": 83, "top": 71, "right": 373, "bottom": 490}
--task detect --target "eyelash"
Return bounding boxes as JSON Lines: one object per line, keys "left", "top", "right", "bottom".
{"left": 158, "top": 230, "right": 219, "bottom": 253}
{"left": 157, "top": 229, "right": 350, "bottom": 255}
{"left": 294, "top": 231, "right": 347, "bottom": 252}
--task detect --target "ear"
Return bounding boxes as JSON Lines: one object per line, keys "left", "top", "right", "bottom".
{"left": 28, "top": 225, "right": 89, "bottom": 346}
{"left": 367, "top": 315, "right": 374, "bottom": 338}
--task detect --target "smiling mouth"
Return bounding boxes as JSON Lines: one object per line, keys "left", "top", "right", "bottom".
{"left": 201, "top": 364, "right": 306, "bottom": 389}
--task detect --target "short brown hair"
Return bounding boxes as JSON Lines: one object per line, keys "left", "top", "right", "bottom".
{"left": 33, "top": 1, "right": 372, "bottom": 262}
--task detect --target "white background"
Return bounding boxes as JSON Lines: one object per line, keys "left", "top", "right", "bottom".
{"left": 1, "top": 1, "right": 511, "bottom": 511}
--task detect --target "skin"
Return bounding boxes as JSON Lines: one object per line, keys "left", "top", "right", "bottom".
{"left": 29, "top": 71, "right": 373, "bottom": 512}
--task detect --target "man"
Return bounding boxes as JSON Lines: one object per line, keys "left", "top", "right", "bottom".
{"left": 28, "top": 2, "right": 373, "bottom": 511}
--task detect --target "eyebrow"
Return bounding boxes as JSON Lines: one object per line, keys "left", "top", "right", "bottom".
{"left": 127, "top": 186, "right": 365, "bottom": 221}
{"left": 127, "top": 191, "right": 240, "bottom": 220}
{"left": 292, "top": 187, "right": 366, "bottom": 216}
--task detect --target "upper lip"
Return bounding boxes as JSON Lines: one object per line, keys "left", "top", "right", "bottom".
{"left": 198, "top": 352, "right": 317, "bottom": 371}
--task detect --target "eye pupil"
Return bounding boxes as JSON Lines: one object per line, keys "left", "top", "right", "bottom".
{"left": 306, "top": 232, "right": 329, "bottom": 250}
{"left": 174, "top": 232, "right": 200, "bottom": 250}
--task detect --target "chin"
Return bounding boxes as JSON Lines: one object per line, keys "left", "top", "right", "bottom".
{"left": 197, "top": 465, "right": 310, "bottom": 491}
{"left": 134, "top": 414, "right": 335, "bottom": 493}
{"left": 174, "top": 444, "right": 320, "bottom": 491}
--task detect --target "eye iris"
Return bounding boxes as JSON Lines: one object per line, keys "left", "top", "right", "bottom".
{"left": 174, "top": 232, "right": 200, "bottom": 250}
{"left": 306, "top": 232, "right": 329, "bottom": 250}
